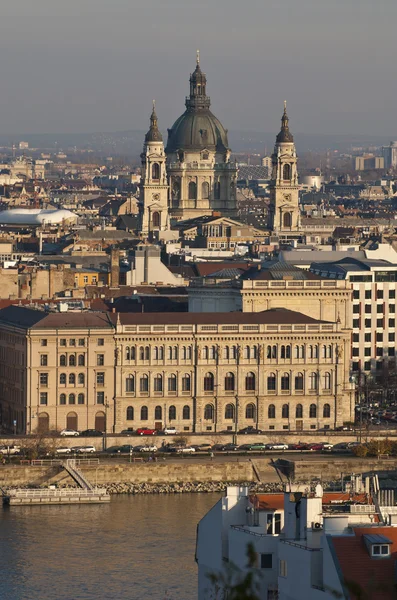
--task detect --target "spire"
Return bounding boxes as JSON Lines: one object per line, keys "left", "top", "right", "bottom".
{"left": 145, "top": 100, "right": 163, "bottom": 143}
{"left": 276, "top": 101, "right": 294, "bottom": 143}
{"left": 186, "top": 52, "right": 210, "bottom": 112}
{"left": 196, "top": 49, "right": 200, "bottom": 65}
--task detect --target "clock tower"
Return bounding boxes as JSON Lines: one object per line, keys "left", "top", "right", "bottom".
{"left": 268, "top": 102, "right": 300, "bottom": 235}
{"left": 140, "top": 102, "right": 169, "bottom": 236}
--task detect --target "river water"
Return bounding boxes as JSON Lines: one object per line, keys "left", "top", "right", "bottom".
{"left": 0, "top": 493, "right": 220, "bottom": 600}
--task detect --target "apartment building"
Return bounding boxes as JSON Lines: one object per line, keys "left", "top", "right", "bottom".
{"left": 0, "top": 305, "right": 353, "bottom": 434}
{"left": 310, "top": 257, "right": 397, "bottom": 377}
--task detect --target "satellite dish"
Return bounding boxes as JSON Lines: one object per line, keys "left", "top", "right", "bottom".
{"left": 315, "top": 484, "right": 323, "bottom": 498}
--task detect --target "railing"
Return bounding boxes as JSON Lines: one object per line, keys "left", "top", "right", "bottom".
{"left": 7, "top": 488, "right": 108, "bottom": 498}
{"left": 230, "top": 525, "right": 268, "bottom": 538}
{"left": 280, "top": 539, "right": 321, "bottom": 551}
{"left": 63, "top": 459, "right": 93, "bottom": 490}
{"left": 30, "top": 459, "right": 99, "bottom": 467}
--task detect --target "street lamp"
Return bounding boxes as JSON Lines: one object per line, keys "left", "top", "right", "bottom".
{"left": 103, "top": 400, "right": 109, "bottom": 451}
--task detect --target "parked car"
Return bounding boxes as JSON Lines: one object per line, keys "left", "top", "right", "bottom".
{"left": 136, "top": 428, "right": 157, "bottom": 436}
{"left": 211, "top": 444, "right": 225, "bottom": 451}
{"left": 162, "top": 427, "right": 178, "bottom": 435}
{"left": 75, "top": 445, "right": 96, "bottom": 454}
{"left": 192, "top": 443, "right": 213, "bottom": 451}
{"left": 105, "top": 446, "right": 121, "bottom": 453}
{"left": 80, "top": 429, "right": 103, "bottom": 437}
{"left": 60, "top": 429, "right": 80, "bottom": 437}
{"left": 222, "top": 443, "right": 239, "bottom": 451}
{"left": 140, "top": 445, "right": 158, "bottom": 452}
{"left": 237, "top": 444, "right": 251, "bottom": 451}
{"left": 176, "top": 446, "right": 196, "bottom": 454}
{"left": 0, "top": 445, "right": 21, "bottom": 455}
{"left": 117, "top": 445, "right": 135, "bottom": 453}
{"left": 266, "top": 443, "right": 288, "bottom": 451}
{"left": 238, "top": 426, "right": 263, "bottom": 434}
{"left": 331, "top": 442, "right": 350, "bottom": 452}
{"left": 120, "top": 429, "right": 135, "bottom": 436}
{"left": 248, "top": 443, "right": 267, "bottom": 451}
{"left": 55, "top": 447, "right": 72, "bottom": 455}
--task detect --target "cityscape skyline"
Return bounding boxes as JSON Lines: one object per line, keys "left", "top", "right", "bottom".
{"left": 0, "top": 0, "right": 396, "bottom": 136}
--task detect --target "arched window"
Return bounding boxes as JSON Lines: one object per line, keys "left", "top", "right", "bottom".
{"left": 152, "top": 212, "right": 160, "bottom": 228}
{"left": 141, "top": 406, "right": 148, "bottom": 420}
{"left": 245, "top": 372, "right": 256, "bottom": 391}
{"left": 268, "top": 404, "right": 276, "bottom": 419}
{"left": 246, "top": 403, "right": 256, "bottom": 420}
{"left": 296, "top": 404, "right": 303, "bottom": 418}
{"left": 267, "top": 373, "right": 276, "bottom": 391}
{"left": 209, "top": 346, "right": 216, "bottom": 360}
{"left": 214, "top": 180, "right": 221, "bottom": 200}
{"left": 204, "top": 404, "right": 214, "bottom": 420}
{"left": 225, "top": 403, "right": 235, "bottom": 421}
{"left": 324, "top": 372, "right": 331, "bottom": 391}
{"left": 183, "top": 405, "right": 190, "bottom": 420}
{"left": 204, "top": 372, "right": 214, "bottom": 391}
{"left": 224, "top": 372, "right": 235, "bottom": 391}
{"left": 188, "top": 181, "right": 197, "bottom": 200}
{"left": 182, "top": 374, "right": 191, "bottom": 392}
{"left": 283, "top": 212, "right": 292, "bottom": 228}
{"left": 126, "top": 347, "right": 130, "bottom": 360}
{"left": 126, "top": 406, "right": 134, "bottom": 420}
{"left": 140, "top": 374, "right": 149, "bottom": 393}
{"left": 202, "top": 346, "right": 209, "bottom": 360}
{"left": 60, "top": 355, "right": 66, "bottom": 366}
{"left": 78, "top": 393, "right": 84, "bottom": 404}
{"left": 155, "top": 405, "right": 162, "bottom": 420}
{"left": 152, "top": 163, "right": 160, "bottom": 180}
{"left": 173, "top": 346, "right": 178, "bottom": 360}
{"left": 309, "top": 404, "right": 317, "bottom": 419}
{"left": 202, "top": 181, "right": 210, "bottom": 200}
{"left": 59, "top": 373, "right": 66, "bottom": 385}
{"left": 323, "top": 345, "right": 332, "bottom": 359}
{"left": 224, "top": 346, "right": 230, "bottom": 360}
{"left": 280, "top": 345, "right": 288, "bottom": 359}
{"left": 154, "top": 374, "right": 163, "bottom": 392}
{"left": 169, "top": 405, "right": 176, "bottom": 421}
{"left": 158, "top": 346, "right": 164, "bottom": 360}
{"left": 125, "top": 375, "right": 135, "bottom": 393}
{"left": 295, "top": 372, "right": 304, "bottom": 390}
{"left": 310, "top": 372, "right": 318, "bottom": 391}
{"left": 308, "top": 345, "right": 318, "bottom": 359}
{"left": 78, "top": 373, "right": 84, "bottom": 385}
{"left": 145, "top": 346, "right": 150, "bottom": 361}
{"left": 283, "top": 163, "right": 291, "bottom": 180}
{"left": 186, "top": 346, "right": 192, "bottom": 360}
{"left": 282, "top": 404, "right": 289, "bottom": 419}
{"left": 139, "top": 346, "right": 145, "bottom": 361}
{"left": 69, "top": 373, "right": 75, "bottom": 385}
{"left": 231, "top": 346, "right": 237, "bottom": 359}
{"left": 168, "top": 374, "right": 177, "bottom": 392}
{"left": 271, "top": 345, "right": 277, "bottom": 359}
{"left": 69, "top": 355, "right": 76, "bottom": 367}
{"left": 78, "top": 354, "right": 85, "bottom": 366}
{"left": 323, "top": 403, "right": 331, "bottom": 418}
{"left": 281, "top": 373, "right": 290, "bottom": 391}
{"left": 168, "top": 346, "right": 173, "bottom": 360}
{"left": 286, "top": 346, "right": 291, "bottom": 359}
{"left": 244, "top": 346, "right": 250, "bottom": 359}
{"left": 59, "top": 394, "right": 66, "bottom": 405}
{"left": 68, "top": 393, "right": 75, "bottom": 405}
{"left": 66, "top": 412, "right": 77, "bottom": 431}
{"left": 252, "top": 346, "right": 258, "bottom": 360}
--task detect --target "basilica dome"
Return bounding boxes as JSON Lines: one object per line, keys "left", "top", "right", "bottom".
{"left": 166, "top": 59, "right": 229, "bottom": 153}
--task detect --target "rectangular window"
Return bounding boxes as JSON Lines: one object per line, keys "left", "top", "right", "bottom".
{"left": 96, "top": 372, "right": 105, "bottom": 385}
{"left": 352, "top": 348, "right": 359, "bottom": 357}
{"left": 365, "top": 319, "right": 371, "bottom": 328}
{"left": 353, "top": 290, "right": 360, "bottom": 299}
{"left": 260, "top": 554, "right": 273, "bottom": 569}
{"left": 96, "top": 391, "right": 105, "bottom": 404}
{"left": 352, "top": 362, "right": 359, "bottom": 371}
{"left": 60, "top": 339, "right": 66, "bottom": 346}
{"left": 279, "top": 560, "right": 287, "bottom": 577}
{"left": 376, "top": 347, "right": 383, "bottom": 356}
{"left": 389, "top": 290, "right": 396, "bottom": 299}
{"left": 352, "top": 333, "right": 359, "bottom": 343}
{"left": 40, "top": 339, "right": 47, "bottom": 347}
{"left": 389, "top": 333, "right": 395, "bottom": 342}
{"left": 39, "top": 373, "right": 48, "bottom": 387}
{"left": 389, "top": 347, "right": 395, "bottom": 357}
{"left": 377, "top": 319, "right": 383, "bottom": 328}
{"left": 97, "top": 354, "right": 105, "bottom": 366}
{"left": 389, "top": 319, "right": 395, "bottom": 328}
{"left": 78, "top": 339, "right": 85, "bottom": 347}
{"left": 364, "top": 361, "right": 371, "bottom": 371}
{"left": 266, "top": 514, "right": 273, "bottom": 534}
{"left": 364, "top": 347, "right": 371, "bottom": 356}
{"left": 389, "top": 304, "right": 396, "bottom": 313}
{"left": 40, "top": 392, "right": 48, "bottom": 405}
{"left": 353, "top": 319, "right": 360, "bottom": 328}
{"left": 40, "top": 355, "right": 48, "bottom": 366}
{"left": 365, "top": 290, "right": 372, "bottom": 299}
{"left": 98, "top": 338, "right": 104, "bottom": 346}
{"left": 364, "top": 305, "right": 371, "bottom": 313}
{"left": 376, "top": 332, "right": 383, "bottom": 342}
{"left": 376, "top": 360, "right": 383, "bottom": 370}
{"left": 365, "top": 333, "right": 371, "bottom": 342}
{"left": 69, "top": 339, "right": 76, "bottom": 346}
{"left": 275, "top": 514, "right": 281, "bottom": 534}
{"left": 83, "top": 276, "right": 88, "bottom": 284}
{"left": 353, "top": 305, "right": 360, "bottom": 314}
{"left": 377, "top": 290, "right": 384, "bottom": 299}
{"left": 377, "top": 305, "right": 383, "bottom": 313}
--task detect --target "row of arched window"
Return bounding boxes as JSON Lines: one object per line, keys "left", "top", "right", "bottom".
{"left": 203, "top": 371, "right": 332, "bottom": 392}
{"left": 125, "top": 346, "right": 192, "bottom": 362}
{"left": 127, "top": 405, "right": 190, "bottom": 421}
{"left": 60, "top": 354, "right": 85, "bottom": 367}
{"left": 201, "top": 402, "right": 331, "bottom": 421}
{"left": 59, "top": 373, "right": 85, "bottom": 385}
{"left": 59, "top": 393, "right": 85, "bottom": 405}
{"left": 125, "top": 374, "right": 191, "bottom": 393}
{"left": 267, "top": 345, "right": 333, "bottom": 360}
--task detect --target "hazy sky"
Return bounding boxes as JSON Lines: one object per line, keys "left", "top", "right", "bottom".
{"left": 0, "top": 0, "right": 396, "bottom": 136}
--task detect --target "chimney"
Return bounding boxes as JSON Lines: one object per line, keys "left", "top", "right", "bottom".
{"left": 110, "top": 248, "right": 120, "bottom": 288}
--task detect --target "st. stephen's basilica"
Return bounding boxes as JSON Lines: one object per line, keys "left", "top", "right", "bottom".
{"left": 139, "top": 54, "right": 300, "bottom": 237}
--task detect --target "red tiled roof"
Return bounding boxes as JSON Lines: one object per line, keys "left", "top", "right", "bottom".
{"left": 249, "top": 494, "right": 284, "bottom": 511}
{"left": 331, "top": 526, "right": 397, "bottom": 600}
{"left": 322, "top": 492, "right": 369, "bottom": 505}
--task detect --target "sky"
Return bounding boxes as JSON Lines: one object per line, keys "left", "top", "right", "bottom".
{"left": 0, "top": 0, "right": 396, "bottom": 137}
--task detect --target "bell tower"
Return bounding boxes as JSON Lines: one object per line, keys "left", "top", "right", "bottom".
{"left": 268, "top": 102, "right": 300, "bottom": 234}
{"left": 140, "top": 102, "right": 169, "bottom": 236}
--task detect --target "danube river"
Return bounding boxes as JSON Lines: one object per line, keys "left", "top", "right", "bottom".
{"left": 0, "top": 493, "right": 220, "bottom": 600}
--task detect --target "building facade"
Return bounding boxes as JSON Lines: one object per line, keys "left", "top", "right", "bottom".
{"left": 0, "top": 306, "right": 353, "bottom": 434}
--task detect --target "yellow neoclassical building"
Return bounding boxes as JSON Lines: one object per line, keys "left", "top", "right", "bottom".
{"left": 0, "top": 306, "right": 354, "bottom": 435}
